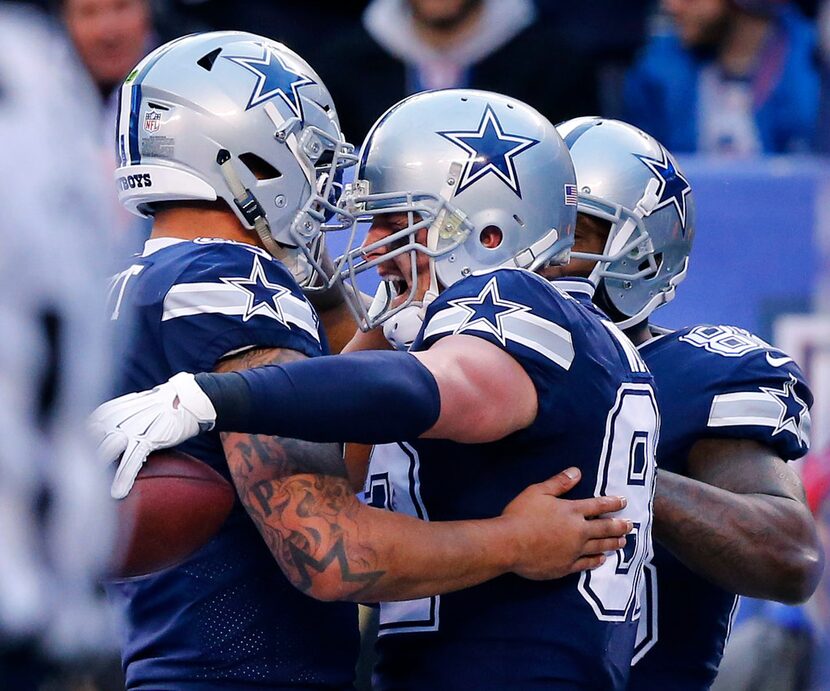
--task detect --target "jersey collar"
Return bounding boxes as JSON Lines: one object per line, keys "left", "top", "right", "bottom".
{"left": 141, "top": 237, "right": 187, "bottom": 257}
{"left": 547, "top": 277, "right": 596, "bottom": 298}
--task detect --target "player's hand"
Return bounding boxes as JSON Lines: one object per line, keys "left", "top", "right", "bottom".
{"left": 89, "top": 373, "right": 217, "bottom": 499}
{"left": 500, "top": 467, "right": 632, "bottom": 580}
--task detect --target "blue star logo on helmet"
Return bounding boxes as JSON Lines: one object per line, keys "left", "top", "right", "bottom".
{"left": 635, "top": 146, "right": 692, "bottom": 235}
{"left": 224, "top": 45, "right": 314, "bottom": 117}
{"left": 438, "top": 105, "right": 539, "bottom": 198}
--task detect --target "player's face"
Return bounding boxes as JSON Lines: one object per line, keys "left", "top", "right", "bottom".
{"left": 662, "top": 0, "right": 730, "bottom": 47}
{"left": 542, "top": 213, "right": 608, "bottom": 280}
{"left": 362, "top": 212, "right": 432, "bottom": 302}
{"left": 63, "top": 0, "right": 151, "bottom": 91}
{"left": 408, "top": 0, "right": 483, "bottom": 28}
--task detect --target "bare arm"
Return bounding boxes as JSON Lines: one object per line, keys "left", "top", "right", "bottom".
{"left": 414, "top": 334, "right": 538, "bottom": 442}
{"left": 216, "top": 347, "right": 630, "bottom": 602}
{"left": 653, "top": 438, "right": 823, "bottom": 603}
{"left": 341, "top": 325, "right": 394, "bottom": 353}
{"left": 339, "top": 329, "right": 530, "bottom": 481}
{"left": 313, "top": 298, "right": 362, "bottom": 356}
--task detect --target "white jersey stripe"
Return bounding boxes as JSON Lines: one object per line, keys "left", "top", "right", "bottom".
{"left": 602, "top": 320, "right": 648, "bottom": 373}
{"left": 161, "top": 282, "right": 319, "bottom": 341}
{"left": 424, "top": 305, "right": 574, "bottom": 370}
{"left": 708, "top": 392, "right": 786, "bottom": 428}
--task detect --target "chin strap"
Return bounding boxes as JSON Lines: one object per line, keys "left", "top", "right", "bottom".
{"left": 366, "top": 282, "right": 437, "bottom": 351}
{"left": 215, "top": 148, "right": 297, "bottom": 267}
{"left": 382, "top": 290, "right": 438, "bottom": 351}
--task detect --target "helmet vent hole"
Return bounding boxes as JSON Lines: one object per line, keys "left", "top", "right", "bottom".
{"left": 239, "top": 153, "right": 282, "bottom": 181}
{"left": 480, "top": 225, "right": 503, "bottom": 249}
{"left": 513, "top": 214, "right": 525, "bottom": 227}
{"left": 197, "top": 48, "right": 223, "bottom": 72}
{"left": 147, "top": 102, "right": 170, "bottom": 111}
{"left": 638, "top": 253, "right": 662, "bottom": 275}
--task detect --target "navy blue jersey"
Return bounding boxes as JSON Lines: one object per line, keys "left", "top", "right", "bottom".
{"left": 364, "top": 272, "right": 660, "bottom": 690}
{"left": 106, "top": 238, "right": 358, "bottom": 690}
{"left": 629, "top": 324, "right": 813, "bottom": 691}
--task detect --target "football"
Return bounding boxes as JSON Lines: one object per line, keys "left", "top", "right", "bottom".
{"left": 111, "top": 450, "right": 235, "bottom": 579}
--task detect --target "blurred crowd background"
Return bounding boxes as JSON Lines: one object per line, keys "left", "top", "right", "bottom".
{"left": 0, "top": 0, "right": 829, "bottom": 689}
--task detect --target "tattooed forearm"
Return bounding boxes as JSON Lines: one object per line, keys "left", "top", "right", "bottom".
{"left": 215, "top": 344, "right": 385, "bottom": 599}
{"left": 216, "top": 345, "right": 348, "bottom": 478}
{"left": 230, "top": 458, "right": 385, "bottom": 599}
{"left": 226, "top": 433, "right": 347, "bottom": 480}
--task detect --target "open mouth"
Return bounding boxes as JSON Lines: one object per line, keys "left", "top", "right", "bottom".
{"left": 390, "top": 276, "right": 409, "bottom": 296}
{"left": 377, "top": 269, "right": 409, "bottom": 298}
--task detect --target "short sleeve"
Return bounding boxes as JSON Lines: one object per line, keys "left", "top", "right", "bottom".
{"left": 677, "top": 325, "right": 813, "bottom": 461}
{"left": 412, "top": 269, "right": 584, "bottom": 441}
{"left": 159, "top": 243, "right": 323, "bottom": 373}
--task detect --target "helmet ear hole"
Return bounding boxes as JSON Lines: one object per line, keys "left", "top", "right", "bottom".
{"left": 480, "top": 225, "right": 503, "bottom": 249}
{"left": 239, "top": 153, "right": 282, "bottom": 181}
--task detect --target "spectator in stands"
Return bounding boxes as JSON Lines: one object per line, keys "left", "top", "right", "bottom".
{"left": 712, "top": 448, "right": 830, "bottom": 690}
{"left": 313, "top": 0, "right": 598, "bottom": 143}
{"left": 58, "top": 0, "right": 156, "bottom": 259}
{"left": 61, "top": 0, "right": 152, "bottom": 100}
{"left": 625, "top": 0, "right": 819, "bottom": 154}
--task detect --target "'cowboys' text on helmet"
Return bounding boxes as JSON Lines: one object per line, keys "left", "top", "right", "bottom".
{"left": 115, "top": 31, "right": 356, "bottom": 285}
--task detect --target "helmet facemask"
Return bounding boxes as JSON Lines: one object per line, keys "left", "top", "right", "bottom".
{"left": 573, "top": 176, "right": 687, "bottom": 329}
{"left": 335, "top": 184, "right": 474, "bottom": 332}
{"left": 275, "top": 107, "right": 358, "bottom": 288}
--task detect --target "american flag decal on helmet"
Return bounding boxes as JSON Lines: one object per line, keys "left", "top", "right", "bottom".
{"left": 564, "top": 184, "right": 578, "bottom": 206}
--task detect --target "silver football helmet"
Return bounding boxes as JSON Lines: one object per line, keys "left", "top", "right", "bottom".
{"left": 114, "top": 31, "right": 356, "bottom": 286}
{"left": 556, "top": 117, "right": 696, "bottom": 329}
{"left": 336, "top": 89, "right": 577, "bottom": 331}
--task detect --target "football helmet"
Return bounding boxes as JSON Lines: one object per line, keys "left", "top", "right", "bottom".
{"left": 556, "top": 117, "right": 696, "bottom": 329}
{"left": 336, "top": 89, "right": 577, "bottom": 331}
{"left": 114, "top": 31, "right": 356, "bottom": 285}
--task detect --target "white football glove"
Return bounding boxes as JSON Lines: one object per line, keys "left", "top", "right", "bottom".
{"left": 89, "top": 373, "right": 217, "bottom": 499}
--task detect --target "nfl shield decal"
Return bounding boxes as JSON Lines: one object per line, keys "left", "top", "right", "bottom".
{"left": 143, "top": 110, "right": 162, "bottom": 133}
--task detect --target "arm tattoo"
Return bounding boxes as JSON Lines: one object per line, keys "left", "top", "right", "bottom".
{"left": 216, "top": 345, "right": 304, "bottom": 371}
{"left": 236, "top": 473, "right": 384, "bottom": 597}
{"left": 216, "top": 346, "right": 386, "bottom": 597}
{"left": 216, "top": 346, "right": 347, "bottom": 478}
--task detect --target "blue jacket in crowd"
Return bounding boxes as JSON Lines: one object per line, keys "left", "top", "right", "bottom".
{"left": 624, "top": 7, "right": 819, "bottom": 153}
